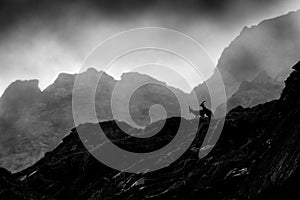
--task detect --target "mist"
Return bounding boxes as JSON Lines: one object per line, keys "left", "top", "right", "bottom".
{"left": 214, "top": 10, "right": 300, "bottom": 99}
{"left": 0, "top": 0, "right": 300, "bottom": 95}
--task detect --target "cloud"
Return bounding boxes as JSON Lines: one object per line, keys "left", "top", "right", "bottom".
{"left": 0, "top": 0, "right": 299, "bottom": 95}
{"left": 0, "top": 0, "right": 286, "bottom": 29}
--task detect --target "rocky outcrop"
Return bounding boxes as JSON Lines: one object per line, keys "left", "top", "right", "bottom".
{"left": 0, "top": 61, "right": 300, "bottom": 199}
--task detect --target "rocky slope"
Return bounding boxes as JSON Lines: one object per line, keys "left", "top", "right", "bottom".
{"left": 0, "top": 61, "right": 300, "bottom": 199}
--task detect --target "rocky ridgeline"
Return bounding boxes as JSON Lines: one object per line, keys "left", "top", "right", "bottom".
{"left": 0, "top": 61, "right": 300, "bottom": 199}
{"left": 0, "top": 70, "right": 188, "bottom": 172}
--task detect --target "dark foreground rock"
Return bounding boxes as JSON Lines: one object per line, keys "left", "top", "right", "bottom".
{"left": 1, "top": 61, "right": 300, "bottom": 199}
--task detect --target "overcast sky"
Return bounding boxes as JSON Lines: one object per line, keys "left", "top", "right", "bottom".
{"left": 0, "top": 0, "right": 300, "bottom": 95}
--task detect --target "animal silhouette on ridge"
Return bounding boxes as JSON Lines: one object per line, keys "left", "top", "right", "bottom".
{"left": 199, "top": 101, "right": 214, "bottom": 119}
{"left": 189, "top": 100, "right": 214, "bottom": 119}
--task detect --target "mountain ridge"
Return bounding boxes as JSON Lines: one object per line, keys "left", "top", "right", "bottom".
{"left": 1, "top": 60, "right": 300, "bottom": 200}
{"left": 0, "top": 68, "right": 193, "bottom": 172}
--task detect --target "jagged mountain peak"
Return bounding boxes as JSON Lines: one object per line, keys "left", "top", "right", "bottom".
{"left": 220, "top": 69, "right": 284, "bottom": 114}
{"left": 85, "top": 67, "right": 98, "bottom": 74}
{"left": 2, "top": 79, "right": 40, "bottom": 96}
{"left": 77, "top": 68, "right": 116, "bottom": 85}
{"left": 0, "top": 79, "right": 41, "bottom": 124}
{"left": 237, "top": 71, "right": 279, "bottom": 91}
{"left": 119, "top": 71, "right": 189, "bottom": 96}
{"left": 55, "top": 72, "right": 74, "bottom": 82}
{"left": 120, "top": 71, "right": 164, "bottom": 84}
{"left": 251, "top": 71, "right": 273, "bottom": 84}
{"left": 0, "top": 79, "right": 41, "bottom": 104}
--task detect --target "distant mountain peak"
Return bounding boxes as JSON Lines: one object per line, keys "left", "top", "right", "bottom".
{"left": 121, "top": 71, "right": 158, "bottom": 80}
{"left": 2, "top": 79, "right": 41, "bottom": 98}
{"left": 0, "top": 79, "right": 41, "bottom": 120}
{"left": 251, "top": 71, "right": 273, "bottom": 84}
{"left": 56, "top": 73, "right": 74, "bottom": 82}
{"left": 81, "top": 68, "right": 115, "bottom": 81}
{"left": 8, "top": 79, "right": 39, "bottom": 88}
{"left": 120, "top": 72, "right": 169, "bottom": 88}
{"left": 86, "top": 67, "right": 98, "bottom": 74}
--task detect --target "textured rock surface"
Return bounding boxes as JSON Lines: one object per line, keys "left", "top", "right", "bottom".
{"left": 0, "top": 61, "right": 300, "bottom": 199}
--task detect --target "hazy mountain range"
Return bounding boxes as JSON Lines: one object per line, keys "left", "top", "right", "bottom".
{"left": 0, "top": 69, "right": 190, "bottom": 172}
{"left": 216, "top": 70, "right": 288, "bottom": 113}
{"left": 1, "top": 10, "right": 300, "bottom": 172}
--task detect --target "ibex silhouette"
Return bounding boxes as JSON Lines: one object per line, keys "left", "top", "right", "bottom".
{"left": 199, "top": 101, "right": 214, "bottom": 119}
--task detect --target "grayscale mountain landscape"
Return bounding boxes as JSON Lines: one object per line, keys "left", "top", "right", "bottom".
{"left": 1, "top": 1, "right": 300, "bottom": 200}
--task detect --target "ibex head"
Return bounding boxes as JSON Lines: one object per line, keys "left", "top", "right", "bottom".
{"left": 200, "top": 100, "right": 206, "bottom": 107}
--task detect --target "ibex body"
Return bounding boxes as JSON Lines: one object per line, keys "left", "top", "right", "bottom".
{"left": 199, "top": 101, "right": 214, "bottom": 119}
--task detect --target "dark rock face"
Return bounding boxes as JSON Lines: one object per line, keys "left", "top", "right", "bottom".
{"left": 0, "top": 61, "right": 300, "bottom": 199}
